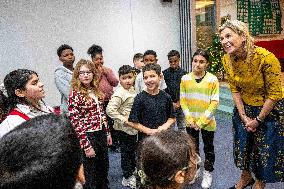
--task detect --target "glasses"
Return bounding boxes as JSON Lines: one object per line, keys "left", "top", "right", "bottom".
{"left": 167, "top": 154, "right": 202, "bottom": 181}
{"left": 79, "top": 71, "right": 93, "bottom": 76}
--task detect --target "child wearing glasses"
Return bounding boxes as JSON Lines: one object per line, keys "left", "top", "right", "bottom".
{"left": 68, "top": 59, "right": 112, "bottom": 189}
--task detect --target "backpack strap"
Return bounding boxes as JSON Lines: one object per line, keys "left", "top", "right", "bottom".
{"left": 8, "top": 109, "right": 30, "bottom": 121}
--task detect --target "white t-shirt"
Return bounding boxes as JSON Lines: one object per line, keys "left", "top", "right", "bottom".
{"left": 0, "top": 103, "right": 53, "bottom": 138}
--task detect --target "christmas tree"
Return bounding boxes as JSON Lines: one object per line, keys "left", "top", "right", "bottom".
{"left": 206, "top": 15, "right": 231, "bottom": 80}
{"left": 207, "top": 33, "right": 224, "bottom": 79}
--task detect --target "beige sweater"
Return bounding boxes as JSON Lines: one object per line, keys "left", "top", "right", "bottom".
{"left": 106, "top": 86, "right": 137, "bottom": 135}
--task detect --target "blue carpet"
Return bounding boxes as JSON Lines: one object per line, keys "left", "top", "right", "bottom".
{"left": 108, "top": 111, "right": 284, "bottom": 189}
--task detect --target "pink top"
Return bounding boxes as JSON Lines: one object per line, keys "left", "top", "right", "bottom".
{"left": 99, "top": 67, "right": 119, "bottom": 101}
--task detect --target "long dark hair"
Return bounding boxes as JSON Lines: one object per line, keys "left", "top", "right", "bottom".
{"left": 0, "top": 90, "right": 8, "bottom": 122}
{"left": 4, "top": 69, "right": 38, "bottom": 111}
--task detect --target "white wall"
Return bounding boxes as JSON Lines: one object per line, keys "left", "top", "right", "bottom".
{"left": 0, "top": 0, "right": 180, "bottom": 105}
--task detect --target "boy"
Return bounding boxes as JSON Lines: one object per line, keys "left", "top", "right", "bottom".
{"left": 127, "top": 63, "right": 176, "bottom": 141}
{"left": 163, "top": 50, "right": 188, "bottom": 131}
{"left": 133, "top": 53, "right": 144, "bottom": 74}
{"left": 54, "top": 44, "right": 75, "bottom": 114}
{"left": 134, "top": 50, "right": 167, "bottom": 93}
{"left": 106, "top": 65, "right": 137, "bottom": 189}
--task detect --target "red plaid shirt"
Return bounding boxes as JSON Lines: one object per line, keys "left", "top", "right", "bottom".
{"left": 69, "top": 90, "right": 109, "bottom": 149}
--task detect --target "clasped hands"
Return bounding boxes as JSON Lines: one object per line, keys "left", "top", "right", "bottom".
{"left": 188, "top": 121, "right": 200, "bottom": 131}
{"left": 241, "top": 114, "right": 259, "bottom": 132}
{"left": 144, "top": 124, "right": 169, "bottom": 136}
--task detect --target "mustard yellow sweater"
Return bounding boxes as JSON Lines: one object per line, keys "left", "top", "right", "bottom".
{"left": 222, "top": 47, "right": 282, "bottom": 106}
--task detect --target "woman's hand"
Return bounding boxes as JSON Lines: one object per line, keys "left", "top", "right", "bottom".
{"left": 98, "top": 66, "right": 109, "bottom": 75}
{"left": 107, "top": 135, "right": 112, "bottom": 146}
{"left": 85, "top": 147, "right": 96, "bottom": 158}
{"left": 245, "top": 119, "right": 259, "bottom": 132}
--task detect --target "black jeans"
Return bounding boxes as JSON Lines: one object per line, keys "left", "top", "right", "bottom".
{"left": 83, "top": 130, "right": 109, "bottom": 189}
{"left": 186, "top": 127, "right": 215, "bottom": 172}
{"left": 103, "top": 101, "right": 119, "bottom": 149}
{"left": 118, "top": 131, "right": 137, "bottom": 178}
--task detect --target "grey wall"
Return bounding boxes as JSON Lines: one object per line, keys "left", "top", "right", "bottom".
{"left": 0, "top": 0, "right": 180, "bottom": 105}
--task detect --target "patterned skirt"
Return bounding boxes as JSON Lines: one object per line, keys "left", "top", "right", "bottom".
{"left": 232, "top": 99, "right": 284, "bottom": 183}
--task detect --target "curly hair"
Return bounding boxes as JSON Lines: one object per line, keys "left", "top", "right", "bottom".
{"left": 57, "top": 44, "right": 73, "bottom": 57}
{"left": 71, "top": 59, "right": 102, "bottom": 100}
{"left": 87, "top": 44, "right": 103, "bottom": 59}
{"left": 143, "top": 50, "right": 157, "bottom": 58}
{"left": 167, "top": 50, "right": 180, "bottom": 59}
{"left": 219, "top": 20, "right": 255, "bottom": 66}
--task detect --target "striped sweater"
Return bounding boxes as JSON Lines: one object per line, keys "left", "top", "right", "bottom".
{"left": 180, "top": 72, "right": 219, "bottom": 131}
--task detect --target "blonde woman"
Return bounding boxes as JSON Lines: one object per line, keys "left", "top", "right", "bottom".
{"left": 219, "top": 20, "right": 284, "bottom": 189}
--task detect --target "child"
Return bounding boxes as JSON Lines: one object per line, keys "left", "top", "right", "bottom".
{"left": 0, "top": 69, "right": 53, "bottom": 138}
{"left": 128, "top": 63, "right": 176, "bottom": 141}
{"left": 87, "top": 44, "right": 119, "bottom": 102}
{"left": 68, "top": 59, "right": 112, "bottom": 189}
{"left": 87, "top": 44, "right": 119, "bottom": 152}
{"left": 54, "top": 44, "right": 75, "bottom": 114}
{"left": 163, "top": 50, "right": 188, "bottom": 131}
{"left": 134, "top": 50, "right": 167, "bottom": 93}
{"left": 0, "top": 114, "right": 84, "bottom": 189}
{"left": 137, "top": 130, "right": 201, "bottom": 189}
{"left": 133, "top": 53, "right": 144, "bottom": 74}
{"left": 106, "top": 65, "right": 137, "bottom": 189}
{"left": 180, "top": 49, "right": 219, "bottom": 189}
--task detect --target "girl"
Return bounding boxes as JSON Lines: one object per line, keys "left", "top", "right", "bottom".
{"left": 69, "top": 59, "right": 112, "bottom": 189}
{"left": 87, "top": 44, "right": 119, "bottom": 152}
{"left": 180, "top": 49, "right": 219, "bottom": 189}
{"left": 0, "top": 69, "right": 53, "bottom": 138}
{"left": 137, "top": 130, "right": 201, "bottom": 189}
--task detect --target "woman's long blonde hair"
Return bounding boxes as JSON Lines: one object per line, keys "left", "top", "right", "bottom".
{"left": 71, "top": 59, "right": 103, "bottom": 100}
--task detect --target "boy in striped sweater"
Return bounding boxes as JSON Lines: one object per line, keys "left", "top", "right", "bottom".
{"left": 180, "top": 49, "right": 219, "bottom": 189}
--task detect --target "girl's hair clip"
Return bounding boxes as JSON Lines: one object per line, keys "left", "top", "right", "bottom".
{"left": 138, "top": 169, "right": 148, "bottom": 185}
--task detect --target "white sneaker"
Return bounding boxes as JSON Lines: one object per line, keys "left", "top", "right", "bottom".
{"left": 122, "top": 175, "right": 136, "bottom": 189}
{"left": 201, "top": 170, "right": 212, "bottom": 189}
{"left": 188, "top": 168, "right": 201, "bottom": 184}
